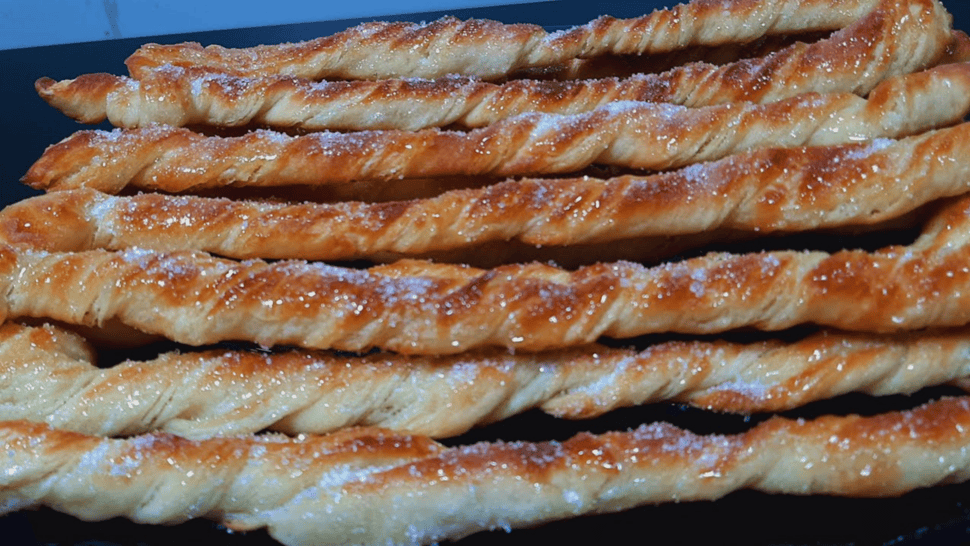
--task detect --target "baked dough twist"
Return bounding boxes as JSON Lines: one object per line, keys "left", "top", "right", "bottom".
{"left": 122, "top": 0, "right": 937, "bottom": 82}
{"left": 41, "top": 34, "right": 825, "bottom": 126}
{"left": 37, "top": 1, "right": 957, "bottom": 131}
{"left": 4, "top": 396, "right": 970, "bottom": 545}
{"left": 25, "top": 63, "right": 970, "bottom": 194}
{"left": 12, "top": 122, "right": 970, "bottom": 260}
{"left": 5, "top": 321, "right": 970, "bottom": 439}
{"left": 4, "top": 193, "right": 970, "bottom": 353}
{"left": 36, "top": 30, "right": 965, "bottom": 132}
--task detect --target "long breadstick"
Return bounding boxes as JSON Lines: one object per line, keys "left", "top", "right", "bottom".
{"left": 11, "top": 121, "right": 970, "bottom": 260}
{"left": 38, "top": 34, "right": 965, "bottom": 132}
{"left": 4, "top": 396, "right": 970, "bottom": 545}
{"left": 24, "top": 63, "right": 970, "bottom": 194}
{"left": 122, "top": 0, "right": 936, "bottom": 81}
{"left": 4, "top": 321, "right": 970, "bottom": 439}
{"left": 37, "top": 0, "right": 955, "bottom": 131}
{"left": 3, "top": 193, "right": 970, "bottom": 354}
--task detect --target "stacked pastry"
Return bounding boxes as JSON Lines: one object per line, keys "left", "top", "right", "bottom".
{"left": 4, "top": 0, "right": 970, "bottom": 544}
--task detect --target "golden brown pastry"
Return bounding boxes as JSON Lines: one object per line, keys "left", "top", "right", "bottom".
{"left": 122, "top": 0, "right": 946, "bottom": 83}
{"left": 3, "top": 193, "right": 970, "bottom": 354}
{"left": 4, "top": 321, "right": 970, "bottom": 439}
{"left": 8, "top": 1, "right": 970, "bottom": 543}
{"left": 942, "top": 30, "right": 970, "bottom": 63}
{"left": 13, "top": 122, "right": 970, "bottom": 260}
{"left": 4, "top": 396, "right": 970, "bottom": 545}
{"left": 24, "top": 63, "right": 970, "bottom": 195}
{"left": 513, "top": 30, "right": 842, "bottom": 81}
{"left": 36, "top": 47, "right": 968, "bottom": 132}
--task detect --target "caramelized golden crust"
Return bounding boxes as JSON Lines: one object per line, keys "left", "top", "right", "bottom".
{"left": 5, "top": 396, "right": 970, "bottom": 545}
{"left": 25, "top": 63, "right": 970, "bottom": 194}
{"left": 5, "top": 321, "right": 970, "bottom": 439}
{"left": 511, "top": 30, "right": 836, "bottom": 82}
{"left": 942, "top": 30, "right": 970, "bottom": 63}
{"left": 12, "top": 122, "right": 970, "bottom": 260}
{"left": 122, "top": 0, "right": 932, "bottom": 82}
{"left": 11, "top": 2, "right": 970, "bottom": 543}
{"left": 39, "top": 34, "right": 966, "bottom": 133}
{"left": 4, "top": 194, "right": 970, "bottom": 353}
{"left": 0, "top": 420, "right": 445, "bottom": 530}
{"left": 38, "top": 0, "right": 955, "bottom": 131}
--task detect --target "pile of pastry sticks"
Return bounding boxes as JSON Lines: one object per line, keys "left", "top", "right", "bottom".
{"left": 4, "top": 0, "right": 970, "bottom": 543}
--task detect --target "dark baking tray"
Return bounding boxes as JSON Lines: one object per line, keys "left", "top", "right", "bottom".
{"left": 2, "top": 1, "right": 970, "bottom": 544}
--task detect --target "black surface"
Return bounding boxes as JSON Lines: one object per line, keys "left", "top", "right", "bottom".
{"left": 3, "top": 1, "right": 970, "bottom": 545}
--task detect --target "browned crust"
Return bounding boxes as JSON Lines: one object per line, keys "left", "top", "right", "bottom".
{"left": 941, "top": 30, "right": 970, "bottom": 64}
{"left": 6, "top": 1, "right": 969, "bottom": 543}
{"left": 0, "top": 419, "right": 445, "bottom": 527}
{"left": 4, "top": 396, "right": 970, "bottom": 544}
{"left": 122, "top": 0, "right": 887, "bottom": 80}
{"left": 3, "top": 194, "right": 970, "bottom": 353}
{"left": 37, "top": 0, "right": 954, "bottom": 131}
{"left": 34, "top": 74, "right": 127, "bottom": 124}
{"left": 4, "top": 321, "right": 970, "bottom": 439}
{"left": 11, "top": 122, "right": 970, "bottom": 260}
{"left": 512, "top": 30, "right": 835, "bottom": 81}
{"left": 24, "top": 62, "right": 970, "bottom": 195}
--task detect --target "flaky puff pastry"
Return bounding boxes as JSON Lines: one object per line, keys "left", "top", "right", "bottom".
{"left": 11, "top": 121, "right": 970, "bottom": 263}
{"left": 5, "top": 396, "right": 970, "bottom": 545}
{"left": 4, "top": 193, "right": 970, "bottom": 353}
{"left": 4, "top": 321, "right": 970, "bottom": 439}
{"left": 38, "top": 33, "right": 833, "bottom": 127}
{"left": 37, "top": 26, "right": 965, "bottom": 132}
{"left": 123, "top": 0, "right": 946, "bottom": 83}
{"left": 25, "top": 63, "right": 970, "bottom": 194}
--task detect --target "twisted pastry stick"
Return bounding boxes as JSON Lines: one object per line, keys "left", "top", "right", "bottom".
{"left": 514, "top": 30, "right": 832, "bottom": 81}
{"left": 25, "top": 63, "right": 970, "bottom": 195}
{"left": 12, "top": 121, "right": 970, "bottom": 260}
{"left": 5, "top": 193, "right": 970, "bottom": 353}
{"left": 38, "top": 1, "right": 954, "bottom": 131}
{"left": 5, "top": 396, "right": 970, "bottom": 545}
{"left": 39, "top": 34, "right": 964, "bottom": 133}
{"left": 123, "top": 0, "right": 925, "bottom": 81}
{"left": 5, "top": 321, "right": 970, "bottom": 439}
